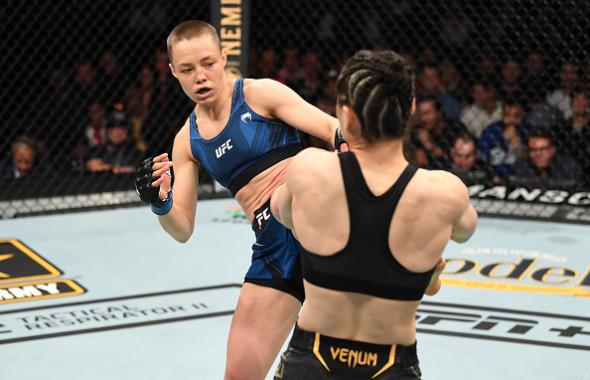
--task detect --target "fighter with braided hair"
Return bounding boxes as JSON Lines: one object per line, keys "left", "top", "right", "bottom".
{"left": 270, "top": 50, "right": 477, "bottom": 379}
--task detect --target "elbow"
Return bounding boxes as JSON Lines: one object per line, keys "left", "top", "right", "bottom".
{"left": 451, "top": 234, "right": 471, "bottom": 244}
{"left": 451, "top": 225, "right": 476, "bottom": 244}
{"left": 174, "top": 236, "right": 190, "bottom": 244}
{"left": 172, "top": 231, "right": 193, "bottom": 244}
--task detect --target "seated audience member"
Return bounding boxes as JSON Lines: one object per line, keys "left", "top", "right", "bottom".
{"left": 497, "top": 58, "right": 525, "bottom": 105}
{"left": 557, "top": 87, "right": 590, "bottom": 180}
{"left": 525, "top": 89, "right": 564, "bottom": 130}
{"left": 0, "top": 136, "right": 51, "bottom": 179}
{"left": 546, "top": 62, "right": 579, "bottom": 119}
{"left": 410, "top": 95, "right": 467, "bottom": 169}
{"left": 460, "top": 79, "right": 503, "bottom": 138}
{"left": 479, "top": 99, "right": 532, "bottom": 177}
{"left": 85, "top": 106, "right": 144, "bottom": 174}
{"left": 510, "top": 128, "right": 581, "bottom": 190}
{"left": 448, "top": 133, "right": 499, "bottom": 186}
{"left": 416, "top": 64, "right": 461, "bottom": 120}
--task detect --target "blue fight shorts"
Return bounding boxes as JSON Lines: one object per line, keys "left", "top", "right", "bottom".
{"left": 244, "top": 200, "right": 305, "bottom": 303}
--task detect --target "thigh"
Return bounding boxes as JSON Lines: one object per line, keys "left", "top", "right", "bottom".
{"left": 225, "top": 282, "right": 302, "bottom": 380}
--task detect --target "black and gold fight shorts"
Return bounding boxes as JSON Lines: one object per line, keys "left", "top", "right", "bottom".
{"left": 274, "top": 324, "right": 422, "bottom": 379}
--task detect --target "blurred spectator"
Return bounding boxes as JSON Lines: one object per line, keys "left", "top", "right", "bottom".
{"left": 315, "top": 68, "right": 338, "bottom": 116}
{"left": 126, "top": 65, "right": 155, "bottom": 152}
{"left": 497, "top": 58, "right": 525, "bottom": 104}
{"left": 547, "top": 62, "right": 579, "bottom": 119}
{"left": 479, "top": 99, "right": 532, "bottom": 177}
{"left": 525, "top": 89, "right": 563, "bottom": 130}
{"left": 584, "top": 56, "right": 590, "bottom": 84}
{"left": 85, "top": 106, "right": 143, "bottom": 174}
{"left": 460, "top": 79, "right": 503, "bottom": 138}
{"left": 84, "top": 101, "right": 107, "bottom": 148}
{"left": 510, "top": 128, "right": 581, "bottom": 190}
{"left": 440, "top": 61, "right": 467, "bottom": 106}
{"left": 410, "top": 96, "right": 467, "bottom": 169}
{"left": 275, "top": 47, "right": 300, "bottom": 88}
{"left": 557, "top": 88, "right": 590, "bottom": 177}
{"left": 37, "top": 68, "right": 73, "bottom": 160}
{"left": 522, "top": 51, "right": 549, "bottom": 104}
{"left": 295, "top": 51, "right": 322, "bottom": 103}
{"left": 71, "top": 62, "right": 98, "bottom": 111}
{"left": 97, "top": 51, "right": 127, "bottom": 104}
{"left": 416, "top": 65, "right": 461, "bottom": 120}
{"left": 253, "top": 48, "right": 278, "bottom": 78}
{"left": 143, "top": 50, "right": 192, "bottom": 156}
{"left": 477, "top": 56, "right": 499, "bottom": 86}
{"left": 419, "top": 47, "right": 437, "bottom": 68}
{"left": 0, "top": 136, "right": 51, "bottom": 179}
{"left": 448, "top": 133, "right": 499, "bottom": 186}
{"left": 399, "top": 52, "right": 416, "bottom": 72}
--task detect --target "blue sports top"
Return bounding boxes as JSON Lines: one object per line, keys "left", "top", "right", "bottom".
{"left": 189, "top": 78, "right": 302, "bottom": 196}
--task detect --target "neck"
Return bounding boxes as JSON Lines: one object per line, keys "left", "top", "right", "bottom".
{"left": 198, "top": 79, "right": 233, "bottom": 120}
{"left": 348, "top": 137, "right": 405, "bottom": 167}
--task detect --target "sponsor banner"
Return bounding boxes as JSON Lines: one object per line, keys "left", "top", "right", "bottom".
{"left": 0, "top": 239, "right": 86, "bottom": 304}
{"left": 0, "top": 239, "right": 62, "bottom": 284}
{"left": 211, "top": 0, "right": 251, "bottom": 78}
{"left": 469, "top": 185, "right": 590, "bottom": 224}
{"left": 440, "top": 247, "right": 590, "bottom": 297}
{"left": 0, "top": 284, "right": 240, "bottom": 344}
{"left": 0, "top": 279, "right": 85, "bottom": 305}
{"left": 417, "top": 301, "right": 590, "bottom": 350}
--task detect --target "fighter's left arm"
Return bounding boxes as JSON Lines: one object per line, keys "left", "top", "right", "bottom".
{"left": 246, "top": 78, "right": 339, "bottom": 149}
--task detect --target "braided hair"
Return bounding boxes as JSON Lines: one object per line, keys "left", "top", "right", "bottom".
{"left": 337, "top": 50, "right": 414, "bottom": 142}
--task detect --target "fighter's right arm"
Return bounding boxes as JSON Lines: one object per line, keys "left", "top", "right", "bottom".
{"left": 447, "top": 175, "right": 478, "bottom": 244}
{"left": 155, "top": 124, "right": 200, "bottom": 243}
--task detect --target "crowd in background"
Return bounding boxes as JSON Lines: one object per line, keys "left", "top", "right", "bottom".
{"left": 1, "top": 46, "right": 589, "bottom": 191}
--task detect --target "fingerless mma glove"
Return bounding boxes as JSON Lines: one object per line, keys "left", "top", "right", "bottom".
{"left": 135, "top": 157, "right": 173, "bottom": 215}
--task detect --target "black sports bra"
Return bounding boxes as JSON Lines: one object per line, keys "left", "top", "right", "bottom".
{"left": 301, "top": 152, "right": 435, "bottom": 301}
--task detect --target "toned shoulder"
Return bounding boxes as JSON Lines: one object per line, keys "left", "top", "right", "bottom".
{"left": 291, "top": 147, "right": 335, "bottom": 170}
{"left": 412, "top": 169, "right": 469, "bottom": 208}
{"left": 173, "top": 118, "right": 199, "bottom": 163}
{"left": 175, "top": 118, "right": 191, "bottom": 142}
{"left": 242, "top": 77, "right": 277, "bottom": 91}
{"left": 287, "top": 148, "right": 338, "bottom": 187}
{"left": 243, "top": 78, "right": 290, "bottom": 99}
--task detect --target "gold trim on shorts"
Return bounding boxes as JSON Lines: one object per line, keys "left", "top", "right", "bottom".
{"left": 313, "top": 332, "right": 331, "bottom": 371}
{"left": 371, "top": 345, "right": 397, "bottom": 378}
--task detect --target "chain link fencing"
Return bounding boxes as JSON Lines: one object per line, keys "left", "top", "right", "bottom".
{"left": 1, "top": 0, "right": 589, "bottom": 222}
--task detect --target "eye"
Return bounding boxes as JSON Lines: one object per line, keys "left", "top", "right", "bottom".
{"left": 181, "top": 68, "right": 193, "bottom": 74}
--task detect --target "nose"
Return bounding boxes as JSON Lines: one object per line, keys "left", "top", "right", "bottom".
{"left": 195, "top": 68, "right": 207, "bottom": 84}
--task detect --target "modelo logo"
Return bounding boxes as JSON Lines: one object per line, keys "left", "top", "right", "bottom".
{"left": 442, "top": 256, "right": 590, "bottom": 296}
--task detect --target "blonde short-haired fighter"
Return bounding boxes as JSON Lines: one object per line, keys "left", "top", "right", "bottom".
{"left": 134, "top": 21, "right": 340, "bottom": 380}
{"left": 271, "top": 50, "right": 477, "bottom": 379}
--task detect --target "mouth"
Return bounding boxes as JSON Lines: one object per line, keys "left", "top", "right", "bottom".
{"left": 195, "top": 87, "right": 212, "bottom": 99}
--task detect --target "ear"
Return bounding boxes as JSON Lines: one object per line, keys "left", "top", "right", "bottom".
{"left": 340, "top": 105, "right": 361, "bottom": 137}
{"left": 169, "top": 63, "right": 178, "bottom": 79}
{"left": 411, "top": 97, "right": 416, "bottom": 114}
